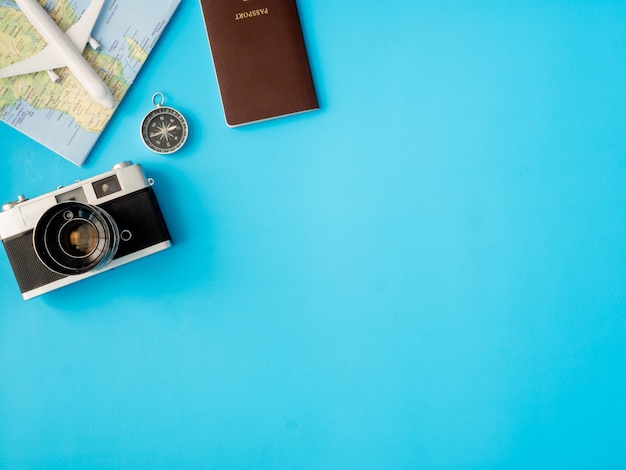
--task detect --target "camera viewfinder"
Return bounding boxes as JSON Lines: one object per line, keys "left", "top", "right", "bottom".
{"left": 93, "top": 175, "right": 122, "bottom": 198}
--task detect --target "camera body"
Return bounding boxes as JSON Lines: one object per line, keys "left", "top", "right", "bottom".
{"left": 0, "top": 162, "right": 171, "bottom": 300}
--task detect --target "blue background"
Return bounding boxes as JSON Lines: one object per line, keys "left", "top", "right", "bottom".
{"left": 1, "top": 0, "right": 626, "bottom": 468}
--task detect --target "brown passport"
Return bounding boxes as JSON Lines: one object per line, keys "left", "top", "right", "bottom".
{"left": 199, "top": 0, "right": 319, "bottom": 127}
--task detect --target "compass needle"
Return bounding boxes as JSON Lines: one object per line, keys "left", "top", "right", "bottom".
{"left": 140, "top": 92, "right": 188, "bottom": 154}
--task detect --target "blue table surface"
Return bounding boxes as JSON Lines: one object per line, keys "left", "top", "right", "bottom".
{"left": 2, "top": 0, "right": 626, "bottom": 468}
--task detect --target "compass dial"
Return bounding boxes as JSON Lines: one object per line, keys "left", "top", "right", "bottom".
{"left": 140, "top": 106, "right": 188, "bottom": 154}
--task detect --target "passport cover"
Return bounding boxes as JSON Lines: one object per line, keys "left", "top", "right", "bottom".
{"left": 199, "top": 0, "right": 318, "bottom": 126}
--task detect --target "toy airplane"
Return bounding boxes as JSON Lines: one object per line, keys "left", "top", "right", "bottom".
{"left": 0, "top": 0, "right": 114, "bottom": 108}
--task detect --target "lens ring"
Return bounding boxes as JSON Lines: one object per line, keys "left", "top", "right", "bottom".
{"left": 57, "top": 218, "right": 100, "bottom": 259}
{"left": 33, "top": 202, "right": 119, "bottom": 275}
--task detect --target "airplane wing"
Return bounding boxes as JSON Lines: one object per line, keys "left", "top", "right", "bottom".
{"left": 0, "top": 45, "right": 64, "bottom": 78}
{"left": 65, "top": 0, "right": 105, "bottom": 50}
{"left": 0, "top": 0, "right": 105, "bottom": 79}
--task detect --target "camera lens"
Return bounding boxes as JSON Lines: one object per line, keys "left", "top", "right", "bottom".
{"left": 59, "top": 220, "right": 99, "bottom": 257}
{"left": 33, "top": 202, "right": 120, "bottom": 275}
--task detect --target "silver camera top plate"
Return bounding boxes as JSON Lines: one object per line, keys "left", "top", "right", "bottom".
{"left": 0, "top": 161, "right": 150, "bottom": 240}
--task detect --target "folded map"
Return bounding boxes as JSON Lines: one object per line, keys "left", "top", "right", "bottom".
{"left": 0, "top": 0, "right": 180, "bottom": 166}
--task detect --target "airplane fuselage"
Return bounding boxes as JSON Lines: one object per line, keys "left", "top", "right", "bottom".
{"left": 14, "top": 0, "right": 115, "bottom": 108}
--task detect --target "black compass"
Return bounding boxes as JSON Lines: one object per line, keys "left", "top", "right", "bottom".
{"left": 140, "top": 92, "right": 188, "bottom": 154}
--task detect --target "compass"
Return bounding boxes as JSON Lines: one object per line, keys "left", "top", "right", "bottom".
{"left": 140, "top": 92, "right": 188, "bottom": 154}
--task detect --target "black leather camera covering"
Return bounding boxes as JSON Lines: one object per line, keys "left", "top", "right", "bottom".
{"left": 2, "top": 187, "right": 170, "bottom": 294}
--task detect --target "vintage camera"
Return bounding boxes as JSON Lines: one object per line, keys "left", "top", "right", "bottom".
{"left": 0, "top": 162, "right": 171, "bottom": 300}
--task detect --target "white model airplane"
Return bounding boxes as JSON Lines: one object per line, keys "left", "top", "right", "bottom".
{"left": 0, "top": 0, "right": 114, "bottom": 108}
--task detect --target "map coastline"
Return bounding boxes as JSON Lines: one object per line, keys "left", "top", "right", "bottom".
{"left": 0, "top": 0, "right": 181, "bottom": 166}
